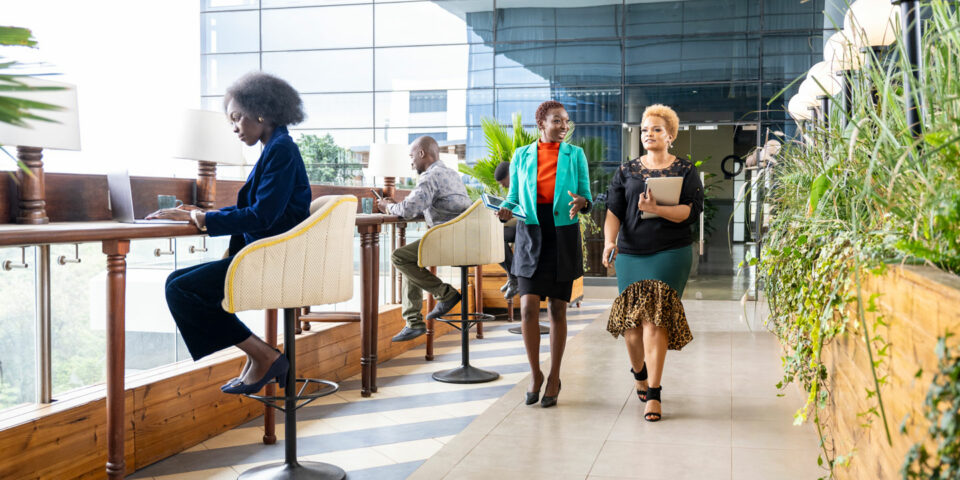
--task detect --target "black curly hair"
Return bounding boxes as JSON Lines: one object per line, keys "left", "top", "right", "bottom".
{"left": 494, "top": 161, "right": 510, "bottom": 182}
{"left": 534, "top": 100, "right": 566, "bottom": 128}
{"left": 223, "top": 72, "right": 305, "bottom": 127}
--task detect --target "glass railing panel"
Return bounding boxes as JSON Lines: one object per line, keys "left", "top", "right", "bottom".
{"left": 0, "top": 247, "right": 38, "bottom": 410}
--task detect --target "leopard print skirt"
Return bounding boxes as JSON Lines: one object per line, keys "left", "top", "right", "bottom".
{"left": 606, "top": 279, "right": 693, "bottom": 350}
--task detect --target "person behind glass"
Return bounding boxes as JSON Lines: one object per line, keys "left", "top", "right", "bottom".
{"left": 147, "top": 72, "right": 311, "bottom": 395}
{"left": 497, "top": 101, "right": 592, "bottom": 408}
{"left": 377, "top": 136, "right": 473, "bottom": 342}
{"left": 602, "top": 104, "right": 703, "bottom": 421}
{"left": 493, "top": 161, "right": 518, "bottom": 299}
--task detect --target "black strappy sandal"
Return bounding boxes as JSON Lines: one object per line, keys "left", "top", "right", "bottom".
{"left": 645, "top": 386, "right": 662, "bottom": 422}
{"left": 631, "top": 365, "right": 648, "bottom": 402}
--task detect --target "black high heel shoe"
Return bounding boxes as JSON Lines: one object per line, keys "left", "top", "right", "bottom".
{"left": 540, "top": 378, "right": 561, "bottom": 408}
{"left": 644, "top": 386, "right": 662, "bottom": 422}
{"left": 223, "top": 354, "right": 289, "bottom": 395}
{"left": 525, "top": 370, "right": 544, "bottom": 405}
{"left": 631, "top": 364, "right": 648, "bottom": 402}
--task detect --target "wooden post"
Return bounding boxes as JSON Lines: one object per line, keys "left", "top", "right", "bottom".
{"left": 102, "top": 240, "right": 130, "bottom": 479}
{"left": 196, "top": 161, "right": 217, "bottom": 210}
{"left": 426, "top": 266, "right": 437, "bottom": 361}
{"left": 359, "top": 224, "right": 381, "bottom": 396}
{"left": 474, "top": 265, "right": 484, "bottom": 339}
{"left": 263, "top": 309, "right": 278, "bottom": 445}
{"left": 16, "top": 146, "right": 49, "bottom": 224}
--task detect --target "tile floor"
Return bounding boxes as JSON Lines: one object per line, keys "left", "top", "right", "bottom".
{"left": 130, "top": 286, "right": 825, "bottom": 480}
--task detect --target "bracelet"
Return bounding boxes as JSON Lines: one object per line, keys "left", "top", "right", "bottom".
{"left": 190, "top": 209, "right": 207, "bottom": 232}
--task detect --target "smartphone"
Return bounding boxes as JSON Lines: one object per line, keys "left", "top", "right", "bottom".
{"left": 607, "top": 248, "right": 616, "bottom": 265}
{"left": 370, "top": 189, "right": 383, "bottom": 200}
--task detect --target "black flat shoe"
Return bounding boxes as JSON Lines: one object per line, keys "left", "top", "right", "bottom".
{"left": 426, "top": 291, "right": 462, "bottom": 320}
{"left": 541, "top": 379, "right": 561, "bottom": 408}
{"left": 631, "top": 364, "right": 648, "bottom": 402}
{"left": 525, "top": 370, "right": 544, "bottom": 405}
{"left": 644, "top": 386, "right": 662, "bottom": 422}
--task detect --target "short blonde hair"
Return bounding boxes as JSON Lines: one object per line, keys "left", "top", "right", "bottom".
{"left": 641, "top": 104, "right": 680, "bottom": 139}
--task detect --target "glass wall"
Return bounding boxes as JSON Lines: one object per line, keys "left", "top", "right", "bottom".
{"left": 202, "top": 0, "right": 825, "bottom": 174}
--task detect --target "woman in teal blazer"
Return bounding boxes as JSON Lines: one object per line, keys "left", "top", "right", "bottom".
{"left": 497, "top": 100, "right": 592, "bottom": 408}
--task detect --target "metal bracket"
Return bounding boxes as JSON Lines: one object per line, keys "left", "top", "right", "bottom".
{"left": 189, "top": 236, "right": 208, "bottom": 254}
{"left": 154, "top": 238, "right": 175, "bottom": 257}
{"left": 2, "top": 247, "right": 29, "bottom": 271}
{"left": 57, "top": 244, "right": 82, "bottom": 265}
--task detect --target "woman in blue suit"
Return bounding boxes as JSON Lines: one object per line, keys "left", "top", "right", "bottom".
{"left": 497, "top": 100, "right": 593, "bottom": 408}
{"left": 147, "top": 72, "right": 311, "bottom": 394}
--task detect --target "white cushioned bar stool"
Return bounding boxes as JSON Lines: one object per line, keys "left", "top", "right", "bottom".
{"left": 418, "top": 199, "right": 504, "bottom": 383}
{"left": 223, "top": 195, "right": 357, "bottom": 480}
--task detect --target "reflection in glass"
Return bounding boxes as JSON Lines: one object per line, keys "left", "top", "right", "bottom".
{"left": 375, "top": 1, "right": 492, "bottom": 46}
{"left": 625, "top": 36, "right": 759, "bottom": 84}
{"left": 202, "top": 11, "right": 260, "bottom": 54}
{"left": 263, "top": 50, "right": 373, "bottom": 93}
{"left": 290, "top": 128, "right": 375, "bottom": 150}
{"left": 625, "top": 0, "right": 760, "bottom": 37}
{"left": 375, "top": 127, "right": 469, "bottom": 147}
{"left": 495, "top": 41, "right": 621, "bottom": 87}
{"left": 0, "top": 247, "right": 37, "bottom": 409}
{"left": 496, "top": 87, "right": 621, "bottom": 125}
{"left": 262, "top": 5, "right": 373, "bottom": 51}
{"left": 375, "top": 44, "right": 493, "bottom": 91}
{"left": 375, "top": 90, "right": 490, "bottom": 128}
{"left": 625, "top": 84, "right": 760, "bottom": 124}
{"left": 300, "top": 93, "right": 374, "bottom": 128}
{"left": 496, "top": 3, "right": 622, "bottom": 42}
{"left": 761, "top": 34, "right": 822, "bottom": 81}
{"left": 202, "top": 53, "right": 259, "bottom": 95}
{"left": 762, "top": 0, "right": 825, "bottom": 31}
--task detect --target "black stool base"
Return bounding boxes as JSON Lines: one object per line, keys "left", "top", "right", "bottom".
{"left": 508, "top": 324, "right": 550, "bottom": 335}
{"left": 432, "top": 365, "right": 499, "bottom": 384}
{"left": 238, "top": 460, "right": 346, "bottom": 480}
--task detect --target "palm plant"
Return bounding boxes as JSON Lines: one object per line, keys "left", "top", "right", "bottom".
{"left": 0, "top": 26, "right": 65, "bottom": 173}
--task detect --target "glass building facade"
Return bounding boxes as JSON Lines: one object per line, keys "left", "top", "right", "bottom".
{"left": 201, "top": 0, "right": 828, "bottom": 170}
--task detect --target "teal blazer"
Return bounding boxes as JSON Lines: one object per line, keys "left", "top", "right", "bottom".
{"left": 504, "top": 141, "right": 593, "bottom": 226}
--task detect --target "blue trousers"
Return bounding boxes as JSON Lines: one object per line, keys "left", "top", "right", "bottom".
{"left": 165, "top": 257, "right": 253, "bottom": 361}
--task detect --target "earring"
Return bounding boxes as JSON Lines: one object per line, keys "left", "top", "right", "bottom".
{"left": 258, "top": 116, "right": 264, "bottom": 123}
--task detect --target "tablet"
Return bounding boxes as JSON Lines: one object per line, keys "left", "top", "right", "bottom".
{"left": 641, "top": 176, "right": 684, "bottom": 219}
{"left": 481, "top": 193, "right": 526, "bottom": 219}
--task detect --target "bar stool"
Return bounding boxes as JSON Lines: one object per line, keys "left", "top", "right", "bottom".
{"left": 418, "top": 200, "right": 504, "bottom": 383}
{"left": 222, "top": 195, "right": 358, "bottom": 480}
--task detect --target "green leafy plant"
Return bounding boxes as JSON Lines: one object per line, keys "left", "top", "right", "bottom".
{"left": 0, "top": 26, "right": 66, "bottom": 174}
{"left": 901, "top": 332, "right": 960, "bottom": 480}
{"left": 757, "top": 1, "right": 960, "bottom": 477}
{"left": 295, "top": 133, "right": 363, "bottom": 185}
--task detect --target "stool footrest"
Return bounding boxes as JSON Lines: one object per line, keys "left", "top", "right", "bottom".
{"left": 245, "top": 378, "right": 339, "bottom": 413}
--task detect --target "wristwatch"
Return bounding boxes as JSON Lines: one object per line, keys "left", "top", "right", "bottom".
{"left": 190, "top": 209, "right": 207, "bottom": 232}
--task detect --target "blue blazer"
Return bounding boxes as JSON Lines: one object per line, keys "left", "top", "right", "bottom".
{"left": 204, "top": 126, "right": 311, "bottom": 255}
{"left": 504, "top": 141, "right": 593, "bottom": 226}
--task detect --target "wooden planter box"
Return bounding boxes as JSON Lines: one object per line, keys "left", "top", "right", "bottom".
{"left": 818, "top": 265, "right": 960, "bottom": 479}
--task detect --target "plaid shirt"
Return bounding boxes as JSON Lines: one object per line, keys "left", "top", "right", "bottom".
{"left": 388, "top": 161, "right": 472, "bottom": 227}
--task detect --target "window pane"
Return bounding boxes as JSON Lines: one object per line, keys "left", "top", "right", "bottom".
{"left": 263, "top": 50, "right": 373, "bottom": 93}
{"left": 0, "top": 247, "right": 37, "bottom": 409}
{"left": 761, "top": 34, "right": 822, "bottom": 81}
{"left": 264, "top": 0, "right": 366, "bottom": 6}
{"left": 625, "top": 35, "right": 759, "bottom": 84}
{"left": 375, "top": 89, "right": 489, "bottom": 128}
{"left": 763, "top": 0, "right": 824, "bottom": 31}
{"left": 625, "top": 83, "right": 759, "bottom": 123}
{"left": 568, "top": 124, "right": 623, "bottom": 176}
{"left": 375, "top": 126, "right": 469, "bottom": 146}
{"left": 496, "top": 3, "right": 622, "bottom": 42}
{"left": 262, "top": 5, "right": 373, "bottom": 50}
{"left": 496, "top": 86, "right": 621, "bottom": 124}
{"left": 285, "top": 132, "right": 367, "bottom": 185}
{"left": 375, "top": 1, "right": 493, "bottom": 46}
{"left": 301, "top": 93, "right": 373, "bottom": 128}
{"left": 375, "top": 45, "right": 493, "bottom": 91}
{"left": 495, "top": 41, "right": 621, "bottom": 87}
{"left": 202, "top": 11, "right": 259, "bottom": 54}
{"left": 291, "top": 128, "right": 374, "bottom": 150}
{"left": 409, "top": 90, "right": 448, "bottom": 113}
{"left": 202, "top": 54, "right": 259, "bottom": 95}
{"left": 625, "top": 0, "right": 759, "bottom": 37}
{"left": 203, "top": 0, "right": 259, "bottom": 11}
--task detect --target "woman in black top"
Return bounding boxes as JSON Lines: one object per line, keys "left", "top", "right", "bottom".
{"left": 602, "top": 104, "right": 703, "bottom": 421}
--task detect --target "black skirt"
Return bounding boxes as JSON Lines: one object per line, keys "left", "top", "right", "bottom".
{"left": 517, "top": 203, "right": 574, "bottom": 302}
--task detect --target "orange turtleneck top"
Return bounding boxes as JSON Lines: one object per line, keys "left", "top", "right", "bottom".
{"left": 536, "top": 141, "right": 560, "bottom": 203}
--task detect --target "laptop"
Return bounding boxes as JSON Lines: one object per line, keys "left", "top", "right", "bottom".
{"left": 107, "top": 170, "right": 190, "bottom": 224}
{"left": 641, "top": 176, "right": 684, "bottom": 219}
